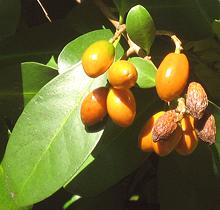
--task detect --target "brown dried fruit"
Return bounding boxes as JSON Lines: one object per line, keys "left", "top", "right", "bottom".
{"left": 195, "top": 113, "right": 216, "bottom": 145}
{"left": 152, "top": 110, "right": 179, "bottom": 142}
{"left": 186, "top": 82, "right": 208, "bottom": 119}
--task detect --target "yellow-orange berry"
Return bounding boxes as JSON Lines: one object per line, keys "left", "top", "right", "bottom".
{"left": 175, "top": 115, "right": 198, "bottom": 155}
{"left": 107, "top": 60, "right": 138, "bottom": 89}
{"left": 80, "top": 87, "right": 108, "bottom": 126}
{"left": 82, "top": 40, "right": 115, "bottom": 78}
{"left": 156, "top": 53, "right": 189, "bottom": 102}
{"left": 107, "top": 88, "right": 136, "bottom": 127}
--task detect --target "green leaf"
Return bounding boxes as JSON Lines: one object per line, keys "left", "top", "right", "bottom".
{"left": 0, "top": 166, "right": 30, "bottom": 210}
{"left": 158, "top": 102, "right": 220, "bottom": 210}
{"left": 2, "top": 64, "right": 107, "bottom": 206}
{"left": 212, "top": 19, "right": 220, "bottom": 40}
{"left": 126, "top": 5, "right": 156, "bottom": 54}
{"left": 46, "top": 56, "right": 58, "bottom": 69}
{"left": 58, "top": 29, "right": 124, "bottom": 74}
{"left": 21, "top": 62, "right": 58, "bottom": 105}
{"left": 65, "top": 89, "right": 163, "bottom": 196}
{"left": 129, "top": 57, "right": 157, "bottom": 88}
{"left": 0, "top": 0, "right": 21, "bottom": 40}
{"left": 0, "top": 62, "right": 58, "bottom": 126}
{"left": 113, "top": 0, "right": 138, "bottom": 18}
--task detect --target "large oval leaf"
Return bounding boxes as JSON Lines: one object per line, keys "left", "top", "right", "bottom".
{"left": 65, "top": 88, "right": 163, "bottom": 196}
{"left": 126, "top": 5, "right": 156, "bottom": 54}
{"left": 58, "top": 29, "right": 124, "bottom": 74}
{"left": 129, "top": 57, "right": 157, "bottom": 88}
{"left": 2, "top": 63, "right": 107, "bottom": 206}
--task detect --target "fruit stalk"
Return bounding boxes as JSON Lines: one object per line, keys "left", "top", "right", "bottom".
{"left": 156, "top": 30, "right": 183, "bottom": 53}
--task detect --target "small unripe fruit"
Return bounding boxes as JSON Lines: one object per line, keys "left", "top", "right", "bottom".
{"left": 107, "top": 88, "right": 136, "bottom": 127}
{"left": 107, "top": 60, "right": 138, "bottom": 89}
{"left": 156, "top": 53, "right": 189, "bottom": 102}
{"left": 82, "top": 40, "right": 115, "bottom": 78}
{"left": 175, "top": 115, "right": 198, "bottom": 155}
{"left": 80, "top": 87, "right": 108, "bottom": 126}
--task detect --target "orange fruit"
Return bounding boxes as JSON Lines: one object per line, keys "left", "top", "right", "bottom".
{"left": 108, "top": 60, "right": 138, "bottom": 89}
{"left": 107, "top": 88, "right": 136, "bottom": 127}
{"left": 80, "top": 87, "right": 108, "bottom": 126}
{"left": 175, "top": 115, "right": 198, "bottom": 155}
{"left": 156, "top": 53, "right": 189, "bottom": 102}
{"left": 82, "top": 40, "right": 115, "bottom": 78}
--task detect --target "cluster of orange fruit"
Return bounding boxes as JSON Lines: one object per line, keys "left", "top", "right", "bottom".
{"left": 80, "top": 40, "right": 137, "bottom": 127}
{"left": 139, "top": 52, "right": 216, "bottom": 156}
{"left": 139, "top": 109, "right": 198, "bottom": 157}
{"left": 80, "top": 39, "right": 216, "bottom": 157}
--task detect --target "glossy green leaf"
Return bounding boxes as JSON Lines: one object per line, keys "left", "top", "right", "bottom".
{"left": 0, "top": 0, "right": 21, "bottom": 40}
{"left": 0, "top": 166, "right": 30, "bottom": 210}
{"left": 212, "top": 19, "right": 220, "bottom": 40}
{"left": 58, "top": 29, "right": 124, "bottom": 74}
{"left": 158, "top": 102, "right": 220, "bottom": 210}
{"left": 65, "top": 89, "right": 163, "bottom": 196}
{"left": 2, "top": 64, "right": 107, "bottom": 206}
{"left": 126, "top": 5, "right": 156, "bottom": 54}
{"left": 113, "top": 0, "right": 138, "bottom": 18}
{"left": 129, "top": 57, "right": 157, "bottom": 88}
{"left": 0, "top": 62, "right": 58, "bottom": 126}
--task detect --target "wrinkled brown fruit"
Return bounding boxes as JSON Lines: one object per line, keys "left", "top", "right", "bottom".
{"left": 152, "top": 110, "right": 178, "bottom": 142}
{"left": 186, "top": 82, "right": 208, "bottom": 119}
{"left": 195, "top": 112, "right": 216, "bottom": 145}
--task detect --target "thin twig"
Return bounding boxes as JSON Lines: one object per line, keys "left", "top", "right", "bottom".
{"left": 36, "top": 0, "right": 52, "bottom": 22}
{"left": 109, "top": 24, "right": 126, "bottom": 43}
